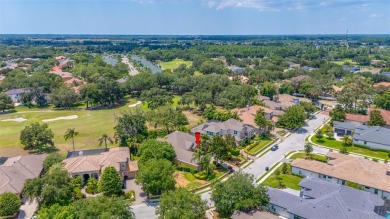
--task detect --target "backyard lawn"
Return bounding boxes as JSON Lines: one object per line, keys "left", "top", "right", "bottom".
{"left": 158, "top": 59, "right": 192, "bottom": 70}
{"left": 311, "top": 136, "right": 389, "bottom": 160}
{"left": 261, "top": 165, "right": 303, "bottom": 190}
{"left": 246, "top": 135, "right": 274, "bottom": 155}
{"left": 0, "top": 98, "right": 141, "bottom": 155}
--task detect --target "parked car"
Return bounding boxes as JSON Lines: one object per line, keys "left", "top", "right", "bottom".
{"left": 271, "top": 145, "right": 279, "bottom": 151}
{"left": 221, "top": 163, "right": 233, "bottom": 172}
{"left": 265, "top": 166, "right": 270, "bottom": 171}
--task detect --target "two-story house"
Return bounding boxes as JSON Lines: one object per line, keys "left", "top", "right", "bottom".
{"left": 190, "top": 118, "right": 258, "bottom": 144}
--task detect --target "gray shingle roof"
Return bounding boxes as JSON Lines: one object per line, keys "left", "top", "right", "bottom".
{"left": 353, "top": 125, "right": 390, "bottom": 146}
{"left": 165, "top": 131, "right": 198, "bottom": 167}
{"left": 268, "top": 178, "right": 385, "bottom": 219}
{"left": 333, "top": 121, "right": 356, "bottom": 130}
{"left": 5, "top": 88, "right": 29, "bottom": 95}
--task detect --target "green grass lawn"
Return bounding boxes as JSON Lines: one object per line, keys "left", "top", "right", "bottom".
{"left": 289, "top": 152, "right": 327, "bottom": 162}
{"left": 0, "top": 98, "right": 139, "bottom": 155}
{"left": 312, "top": 136, "right": 389, "bottom": 160}
{"left": 331, "top": 59, "right": 357, "bottom": 65}
{"left": 261, "top": 165, "right": 303, "bottom": 190}
{"left": 185, "top": 181, "right": 202, "bottom": 190}
{"left": 159, "top": 59, "right": 192, "bottom": 70}
{"left": 184, "top": 172, "right": 195, "bottom": 181}
{"left": 247, "top": 135, "right": 273, "bottom": 154}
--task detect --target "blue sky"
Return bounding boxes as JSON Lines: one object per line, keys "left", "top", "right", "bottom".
{"left": 0, "top": 0, "right": 389, "bottom": 34}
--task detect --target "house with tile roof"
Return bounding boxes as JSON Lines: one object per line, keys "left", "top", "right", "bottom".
{"left": 266, "top": 178, "right": 385, "bottom": 219}
{"left": 232, "top": 105, "right": 274, "bottom": 130}
{"left": 291, "top": 152, "right": 390, "bottom": 199}
{"left": 5, "top": 88, "right": 30, "bottom": 103}
{"left": 190, "top": 118, "right": 258, "bottom": 144}
{"left": 0, "top": 154, "right": 47, "bottom": 195}
{"left": 345, "top": 113, "right": 369, "bottom": 125}
{"left": 62, "top": 147, "right": 137, "bottom": 183}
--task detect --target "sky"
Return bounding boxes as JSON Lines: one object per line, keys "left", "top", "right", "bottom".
{"left": 0, "top": 0, "right": 389, "bottom": 35}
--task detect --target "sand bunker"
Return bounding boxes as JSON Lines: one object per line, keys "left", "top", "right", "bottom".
{"left": 1, "top": 117, "right": 27, "bottom": 122}
{"left": 129, "top": 101, "right": 142, "bottom": 108}
{"left": 43, "top": 115, "right": 78, "bottom": 122}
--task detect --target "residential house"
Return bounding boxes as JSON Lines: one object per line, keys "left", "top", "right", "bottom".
{"left": 266, "top": 178, "right": 385, "bottom": 219}
{"left": 0, "top": 154, "right": 47, "bottom": 195}
{"left": 259, "top": 94, "right": 311, "bottom": 121}
{"left": 190, "top": 118, "right": 258, "bottom": 144}
{"left": 368, "top": 108, "right": 390, "bottom": 128}
{"left": 287, "top": 62, "right": 300, "bottom": 69}
{"left": 232, "top": 105, "right": 274, "bottom": 129}
{"left": 291, "top": 152, "right": 390, "bottom": 199}
{"left": 229, "top": 65, "right": 245, "bottom": 74}
{"left": 345, "top": 113, "right": 369, "bottom": 125}
{"left": 300, "top": 66, "right": 316, "bottom": 71}
{"left": 382, "top": 72, "right": 390, "bottom": 78}
{"left": 373, "top": 82, "right": 390, "bottom": 87}
{"left": 52, "top": 72, "right": 74, "bottom": 81}
{"left": 164, "top": 131, "right": 199, "bottom": 170}
{"left": 333, "top": 121, "right": 390, "bottom": 150}
{"left": 62, "top": 147, "right": 137, "bottom": 183}
{"left": 342, "top": 65, "right": 361, "bottom": 73}
{"left": 5, "top": 88, "right": 29, "bottom": 103}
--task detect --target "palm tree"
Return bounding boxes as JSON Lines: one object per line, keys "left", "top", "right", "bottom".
{"left": 341, "top": 135, "right": 353, "bottom": 146}
{"left": 98, "top": 133, "right": 114, "bottom": 151}
{"left": 64, "top": 128, "right": 79, "bottom": 152}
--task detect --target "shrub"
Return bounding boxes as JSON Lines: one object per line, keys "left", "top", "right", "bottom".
{"left": 230, "top": 148, "right": 240, "bottom": 156}
{"left": 372, "top": 158, "right": 379, "bottom": 162}
{"left": 194, "top": 171, "right": 207, "bottom": 180}
{"left": 184, "top": 173, "right": 195, "bottom": 181}
{"left": 86, "top": 178, "right": 99, "bottom": 194}
{"left": 73, "top": 187, "right": 85, "bottom": 200}
{"left": 0, "top": 193, "right": 21, "bottom": 216}
{"left": 190, "top": 168, "right": 198, "bottom": 174}
{"left": 275, "top": 169, "right": 281, "bottom": 175}
{"left": 125, "top": 190, "right": 136, "bottom": 201}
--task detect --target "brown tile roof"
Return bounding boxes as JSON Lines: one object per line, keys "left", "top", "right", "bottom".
{"left": 62, "top": 147, "right": 130, "bottom": 175}
{"left": 332, "top": 85, "right": 344, "bottom": 92}
{"left": 373, "top": 82, "right": 390, "bottom": 87}
{"left": 368, "top": 108, "right": 390, "bottom": 126}
{"left": 232, "top": 105, "right": 273, "bottom": 127}
{"left": 0, "top": 154, "right": 47, "bottom": 194}
{"left": 291, "top": 152, "right": 390, "bottom": 193}
{"left": 345, "top": 113, "right": 369, "bottom": 123}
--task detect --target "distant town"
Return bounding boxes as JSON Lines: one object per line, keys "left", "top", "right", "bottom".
{"left": 0, "top": 34, "right": 390, "bottom": 219}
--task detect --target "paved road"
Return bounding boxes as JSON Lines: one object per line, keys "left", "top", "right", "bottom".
{"left": 243, "top": 113, "right": 329, "bottom": 180}
{"left": 121, "top": 55, "right": 138, "bottom": 76}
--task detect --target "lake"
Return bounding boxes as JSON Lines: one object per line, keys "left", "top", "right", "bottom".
{"left": 131, "top": 55, "right": 162, "bottom": 74}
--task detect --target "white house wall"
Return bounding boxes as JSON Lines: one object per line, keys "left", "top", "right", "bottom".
{"left": 353, "top": 139, "right": 390, "bottom": 150}
{"left": 292, "top": 167, "right": 390, "bottom": 199}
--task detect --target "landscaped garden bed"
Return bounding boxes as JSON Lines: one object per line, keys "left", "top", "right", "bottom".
{"left": 311, "top": 136, "right": 390, "bottom": 160}
{"left": 244, "top": 135, "right": 274, "bottom": 156}
{"left": 289, "top": 152, "right": 327, "bottom": 162}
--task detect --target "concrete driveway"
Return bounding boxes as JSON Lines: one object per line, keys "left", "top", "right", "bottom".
{"left": 243, "top": 113, "right": 329, "bottom": 180}
{"left": 132, "top": 203, "right": 158, "bottom": 219}
{"left": 125, "top": 179, "right": 147, "bottom": 205}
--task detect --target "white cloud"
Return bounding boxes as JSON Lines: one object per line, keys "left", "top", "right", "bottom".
{"left": 370, "top": 13, "right": 383, "bottom": 18}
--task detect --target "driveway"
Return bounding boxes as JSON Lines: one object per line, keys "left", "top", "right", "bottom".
{"left": 125, "top": 179, "right": 147, "bottom": 205}
{"left": 17, "top": 199, "right": 38, "bottom": 219}
{"left": 243, "top": 113, "right": 329, "bottom": 180}
{"left": 132, "top": 203, "right": 158, "bottom": 219}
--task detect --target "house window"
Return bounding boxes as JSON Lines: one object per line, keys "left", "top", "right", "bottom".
{"left": 322, "top": 175, "right": 326, "bottom": 179}
{"left": 364, "top": 141, "right": 367, "bottom": 145}
{"left": 365, "top": 186, "right": 370, "bottom": 190}
{"left": 299, "top": 171, "right": 302, "bottom": 175}
{"left": 233, "top": 130, "right": 238, "bottom": 135}
{"left": 216, "top": 132, "right": 220, "bottom": 136}
{"left": 342, "top": 180, "right": 345, "bottom": 185}
{"left": 328, "top": 176, "right": 332, "bottom": 179}
{"left": 121, "top": 163, "right": 125, "bottom": 168}
{"left": 207, "top": 131, "right": 213, "bottom": 136}
{"left": 374, "top": 189, "right": 378, "bottom": 195}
